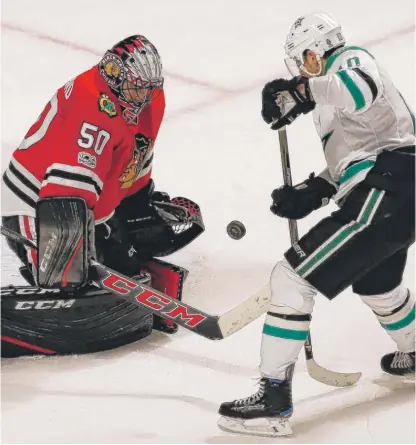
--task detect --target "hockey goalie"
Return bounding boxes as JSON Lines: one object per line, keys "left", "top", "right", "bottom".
{"left": 1, "top": 35, "right": 204, "bottom": 357}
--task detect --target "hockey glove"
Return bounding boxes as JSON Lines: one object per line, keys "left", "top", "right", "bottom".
{"left": 95, "top": 214, "right": 143, "bottom": 277}
{"left": 261, "top": 76, "right": 315, "bottom": 130}
{"left": 116, "top": 179, "right": 170, "bottom": 225}
{"left": 270, "top": 173, "right": 336, "bottom": 219}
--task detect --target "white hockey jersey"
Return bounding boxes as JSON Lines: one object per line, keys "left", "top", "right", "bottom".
{"left": 308, "top": 46, "right": 415, "bottom": 202}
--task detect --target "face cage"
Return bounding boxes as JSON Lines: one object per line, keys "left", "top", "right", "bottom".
{"left": 121, "top": 77, "right": 164, "bottom": 108}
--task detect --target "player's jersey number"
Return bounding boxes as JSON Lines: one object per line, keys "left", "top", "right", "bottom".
{"left": 77, "top": 122, "right": 110, "bottom": 155}
{"left": 18, "top": 94, "right": 111, "bottom": 156}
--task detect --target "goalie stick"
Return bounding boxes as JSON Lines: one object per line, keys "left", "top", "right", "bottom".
{"left": 278, "top": 127, "right": 362, "bottom": 387}
{"left": 1, "top": 225, "right": 270, "bottom": 341}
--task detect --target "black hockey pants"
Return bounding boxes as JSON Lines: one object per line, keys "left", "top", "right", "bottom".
{"left": 285, "top": 147, "right": 415, "bottom": 299}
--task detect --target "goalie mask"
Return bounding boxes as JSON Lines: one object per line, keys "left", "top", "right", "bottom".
{"left": 284, "top": 12, "right": 345, "bottom": 77}
{"left": 99, "top": 35, "right": 164, "bottom": 112}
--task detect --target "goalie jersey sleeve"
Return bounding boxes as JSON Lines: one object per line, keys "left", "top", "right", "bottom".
{"left": 2, "top": 66, "right": 165, "bottom": 222}
{"left": 308, "top": 46, "right": 415, "bottom": 201}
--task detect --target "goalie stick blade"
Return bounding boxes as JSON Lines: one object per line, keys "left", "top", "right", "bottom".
{"left": 217, "top": 415, "right": 292, "bottom": 437}
{"left": 306, "top": 358, "right": 362, "bottom": 387}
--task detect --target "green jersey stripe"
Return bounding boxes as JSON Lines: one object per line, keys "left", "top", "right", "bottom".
{"left": 340, "top": 159, "right": 376, "bottom": 184}
{"left": 337, "top": 71, "right": 366, "bottom": 110}
{"left": 325, "top": 46, "right": 374, "bottom": 73}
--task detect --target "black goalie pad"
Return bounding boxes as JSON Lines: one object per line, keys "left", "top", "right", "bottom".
{"left": 1, "top": 270, "right": 153, "bottom": 358}
{"left": 126, "top": 197, "right": 205, "bottom": 258}
{"left": 36, "top": 197, "right": 95, "bottom": 290}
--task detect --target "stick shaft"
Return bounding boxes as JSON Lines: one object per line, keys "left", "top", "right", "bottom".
{"left": 277, "top": 128, "right": 314, "bottom": 360}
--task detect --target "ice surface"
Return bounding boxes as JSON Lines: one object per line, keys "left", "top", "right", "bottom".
{"left": 1, "top": 1, "right": 415, "bottom": 443}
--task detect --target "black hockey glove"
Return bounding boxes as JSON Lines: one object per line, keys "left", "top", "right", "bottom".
{"left": 114, "top": 179, "right": 174, "bottom": 259}
{"left": 270, "top": 173, "right": 336, "bottom": 220}
{"left": 95, "top": 214, "right": 143, "bottom": 277}
{"left": 261, "top": 76, "right": 315, "bottom": 131}
{"left": 116, "top": 179, "right": 170, "bottom": 224}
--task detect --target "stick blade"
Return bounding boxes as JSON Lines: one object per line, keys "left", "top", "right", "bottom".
{"left": 306, "top": 358, "right": 362, "bottom": 387}
{"left": 217, "top": 285, "right": 270, "bottom": 338}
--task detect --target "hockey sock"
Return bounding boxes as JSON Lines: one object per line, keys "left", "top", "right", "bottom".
{"left": 260, "top": 306, "right": 311, "bottom": 380}
{"left": 361, "top": 287, "right": 415, "bottom": 353}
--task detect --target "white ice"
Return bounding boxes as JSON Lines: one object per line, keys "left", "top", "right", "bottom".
{"left": 1, "top": 0, "right": 415, "bottom": 443}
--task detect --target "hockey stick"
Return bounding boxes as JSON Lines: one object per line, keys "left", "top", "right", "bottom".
{"left": 1, "top": 225, "right": 270, "bottom": 340}
{"left": 278, "top": 127, "right": 362, "bottom": 387}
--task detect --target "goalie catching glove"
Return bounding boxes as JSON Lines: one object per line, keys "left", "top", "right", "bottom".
{"left": 115, "top": 180, "right": 205, "bottom": 259}
{"left": 261, "top": 76, "right": 315, "bottom": 130}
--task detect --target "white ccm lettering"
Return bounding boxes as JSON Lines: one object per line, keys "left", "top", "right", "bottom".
{"left": 14, "top": 299, "right": 76, "bottom": 310}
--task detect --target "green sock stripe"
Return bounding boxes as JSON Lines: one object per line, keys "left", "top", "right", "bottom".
{"left": 263, "top": 324, "right": 309, "bottom": 340}
{"left": 381, "top": 304, "right": 416, "bottom": 331}
{"left": 337, "top": 70, "right": 366, "bottom": 110}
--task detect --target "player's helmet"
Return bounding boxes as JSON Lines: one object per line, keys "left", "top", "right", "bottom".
{"left": 284, "top": 12, "right": 345, "bottom": 77}
{"left": 99, "top": 35, "right": 163, "bottom": 109}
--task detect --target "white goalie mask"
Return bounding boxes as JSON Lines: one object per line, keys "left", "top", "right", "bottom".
{"left": 99, "top": 35, "right": 164, "bottom": 110}
{"left": 284, "top": 12, "right": 345, "bottom": 77}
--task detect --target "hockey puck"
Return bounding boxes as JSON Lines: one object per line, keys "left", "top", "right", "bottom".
{"left": 226, "top": 220, "right": 246, "bottom": 240}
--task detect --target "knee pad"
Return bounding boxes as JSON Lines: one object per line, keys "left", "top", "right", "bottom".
{"left": 359, "top": 284, "right": 410, "bottom": 315}
{"left": 269, "top": 259, "right": 317, "bottom": 315}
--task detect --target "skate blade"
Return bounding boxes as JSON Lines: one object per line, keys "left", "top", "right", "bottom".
{"left": 381, "top": 371, "right": 415, "bottom": 382}
{"left": 218, "top": 415, "right": 292, "bottom": 437}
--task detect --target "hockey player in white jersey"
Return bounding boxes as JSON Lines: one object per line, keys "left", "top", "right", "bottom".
{"left": 218, "top": 12, "right": 415, "bottom": 437}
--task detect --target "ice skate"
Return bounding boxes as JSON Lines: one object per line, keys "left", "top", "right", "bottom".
{"left": 381, "top": 351, "right": 415, "bottom": 377}
{"left": 218, "top": 366, "right": 294, "bottom": 437}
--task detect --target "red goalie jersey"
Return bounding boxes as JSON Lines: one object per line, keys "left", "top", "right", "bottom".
{"left": 3, "top": 41, "right": 165, "bottom": 223}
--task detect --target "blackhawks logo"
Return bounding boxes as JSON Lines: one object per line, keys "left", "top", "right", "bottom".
{"left": 98, "top": 94, "right": 117, "bottom": 117}
{"left": 99, "top": 53, "right": 125, "bottom": 88}
{"left": 119, "top": 134, "right": 153, "bottom": 189}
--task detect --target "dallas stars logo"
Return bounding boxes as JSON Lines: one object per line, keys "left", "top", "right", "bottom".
{"left": 294, "top": 17, "right": 305, "bottom": 29}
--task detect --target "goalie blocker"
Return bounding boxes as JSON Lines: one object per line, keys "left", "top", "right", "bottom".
{"left": 36, "top": 197, "right": 95, "bottom": 290}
